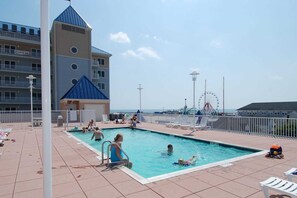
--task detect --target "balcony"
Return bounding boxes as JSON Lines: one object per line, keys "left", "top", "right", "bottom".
{"left": 0, "top": 28, "right": 40, "bottom": 44}
{"left": 0, "top": 80, "right": 41, "bottom": 89}
{"left": 0, "top": 48, "right": 41, "bottom": 59}
{"left": 0, "top": 96, "right": 41, "bottom": 104}
{"left": 0, "top": 64, "right": 41, "bottom": 75}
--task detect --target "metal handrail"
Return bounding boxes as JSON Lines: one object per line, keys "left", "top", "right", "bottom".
{"left": 100, "top": 140, "right": 112, "bottom": 165}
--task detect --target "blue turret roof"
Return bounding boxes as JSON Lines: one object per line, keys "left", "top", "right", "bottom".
{"left": 54, "top": 6, "right": 91, "bottom": 28}
{"left": 61, "top": 76, "right": 108, "bottom": 100}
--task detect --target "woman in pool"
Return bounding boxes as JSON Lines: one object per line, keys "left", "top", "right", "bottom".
{"left": 173, "top": 156, "right": 197, "bottom": 166}
{"left": 110, "top": 134, "right": 132, "bottom": 168}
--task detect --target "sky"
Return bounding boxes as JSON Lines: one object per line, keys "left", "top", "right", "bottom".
{"left": 1, "top": 0, "right": 296, "bottom": 111}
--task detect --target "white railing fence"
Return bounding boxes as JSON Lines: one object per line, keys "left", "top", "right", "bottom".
{"left": 1, "top": 111, "right": 296, "bottom": 138}
{"left": 0, "top": 110, "right": 96, "bottom": 129}
{"left": 140, "top": 114, "right": 297, "bottom": 138}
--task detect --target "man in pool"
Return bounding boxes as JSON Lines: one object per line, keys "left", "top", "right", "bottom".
{"left": 91, "top": 127, "right": 104, "bottom": 141}
{"left": 167, "top": 144, "right": 173, "bottom": 155}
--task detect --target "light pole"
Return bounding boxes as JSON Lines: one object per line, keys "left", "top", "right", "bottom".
{"left": 190, "top": 71, "right": 199, "bottom": 132}
{"left": 26, "top": 75, "right": 36, "bottom": 129}
{"left": 137, "top": 84, "right": 143, "bottom": 121}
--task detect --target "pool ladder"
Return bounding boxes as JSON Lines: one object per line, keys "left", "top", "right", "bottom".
{"left": 100, "top": 140, "right": 130, "bottom": 167}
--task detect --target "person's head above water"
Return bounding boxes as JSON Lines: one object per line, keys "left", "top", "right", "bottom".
{"left": 167, "top": 144, "right": 173, "bottom": 152}
{"left": 114, "top": 134, "right": 123, "bottom": 142}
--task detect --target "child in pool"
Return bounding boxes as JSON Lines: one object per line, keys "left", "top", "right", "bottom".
{"left": 174, "top": 156, "right": 197, "bottom": 166}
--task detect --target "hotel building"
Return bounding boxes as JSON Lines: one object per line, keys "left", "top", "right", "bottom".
{"left": 0, "top": 6, "right": 111, "bottom": 120}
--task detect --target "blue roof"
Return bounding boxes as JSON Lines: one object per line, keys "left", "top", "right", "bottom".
{"left": 61, "top": 76, "right": 108, "bottom": 100}
{"left": 54, "top": 6, "right": 90, "bottom": 28}
{"left": 91, "top": 46, "right": 112, "bottom": 56}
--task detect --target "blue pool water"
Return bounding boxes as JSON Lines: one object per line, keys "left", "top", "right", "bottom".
{"left": 71, "top": 128, "right": 259, "bottom": 178}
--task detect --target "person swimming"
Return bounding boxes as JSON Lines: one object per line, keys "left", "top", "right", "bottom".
{"left": 173, "top": 156, "right": 197, "bottom": 166}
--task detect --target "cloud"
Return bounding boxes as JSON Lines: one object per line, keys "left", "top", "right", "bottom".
{"left": 110, "top": 32, "right": 131, "bottom": 43}
{"left": 122, "top": 47, "right": 160, "bottom": 60}
{"left": 210, "top": 39, "right": 223, "bottom": 48}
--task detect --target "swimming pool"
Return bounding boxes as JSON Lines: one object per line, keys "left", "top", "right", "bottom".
{"left": 69, "top": 127, "right": 264, "bottom": 183}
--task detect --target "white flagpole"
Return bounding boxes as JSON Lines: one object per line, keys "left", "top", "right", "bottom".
{"left": 41, "top": 0, "right": 52, "bottom": 197}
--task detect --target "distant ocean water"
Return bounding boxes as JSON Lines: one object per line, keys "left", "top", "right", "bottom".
{"left": 111, "top": 109, "right": 237, "bottom": 114}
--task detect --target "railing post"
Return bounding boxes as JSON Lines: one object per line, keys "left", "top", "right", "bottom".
{"left": 272, "top": 118, "right": 275, "bottom": 136}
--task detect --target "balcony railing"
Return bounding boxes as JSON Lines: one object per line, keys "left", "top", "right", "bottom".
{"left": 0, "top": 48, "right": 41, "bottom": 58}
{"left": 0, "top": 64, "right": 41, "bottom": 74}
{"left": 0, "top": 29, "right": 40, "bottom": 42}
{"left": 0, "top": 80, "right": 41, "bottom": 89}
{"left": 0, "top": 96, "right": 41, "bottom": 104}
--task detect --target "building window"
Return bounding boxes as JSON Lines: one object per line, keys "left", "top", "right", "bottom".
{"left": 72, "top": 79, "right": 77, "bottom": 85}
{"left": 32, "top": 63, "right": 37, "bottom": 71}
{"left": 33, "top": 79, "right": 37, "bottom": 86}
{"left": 5, "top": 45, "right": 9, "bottom": 53}
{"left": 11, "top": 92, "right": 16, "bottom": 100}
{"left": 98, "top": 58, "right": 105, "bottom": 65}
{"left": 98, "top": 83, "right": 105, "bottom": 90}
{"left": 2, "top": 24, "right": 8, "bottom": 31}
{"left": 71, "top": 64, "right": 78, "bottom": 70}
{"left": 29, "top": 28, "right": 34, "bottom": 35}
{"left": 5, "top": 92, "right": 10, "bottom": 99}
{"left": 4, "top": 92, "right": 16, "bottom": 100}
{"left": 12, "top": 24, "right": 17, "bottom": 32}
{"left": 10, "top": 77, "right": 15, "bottom": 84}
{"left": 33, "top": 92, "right": 37, "bottom": 100}
{"left": 5, "top": 107, "right": 16, "bottom": 111}
{"left": 98, "top": 71, "right": 105, "bottom": 77}
{"left": 11, "top": 61, "right": 15, "bottom": 69}
{"left": 5, "top": 61, "right": 10, "bottom": 68}
{"left": 5, "top": 76, "right": 10, "bottom": 84}
{"left": 21, "top": 27, "right": 26, "bottom": 34}
{"left": 37, "top": 64, "right": 41, "bottom": 71}
{"left": 71, "top": 47, "right": 78, "bottom": 54}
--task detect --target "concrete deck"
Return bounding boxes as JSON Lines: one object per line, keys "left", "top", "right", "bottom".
{"left": 0, "top": 122, "right": 296, "bottom": 198}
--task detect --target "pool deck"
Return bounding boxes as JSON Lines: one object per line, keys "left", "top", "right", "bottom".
{"left": 0, "top": 122, "right": 297, "bottom": 198}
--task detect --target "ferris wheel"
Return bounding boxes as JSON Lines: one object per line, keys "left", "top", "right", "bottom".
{"left": 198, "top": 91, "right": 220, "bottom": 115}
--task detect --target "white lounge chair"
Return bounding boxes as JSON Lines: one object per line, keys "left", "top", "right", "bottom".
{"left": 284, "top": 168, "right": 297, "bottom": 181}
{"left": 102, "top": 114, "right": 110, "bottom": 124}
{"left": 194, "top": 117, "right": 210, "bottom": 130}
{"left": 0, "top": 128, "right": 12, "bottom": 133}
{"left": 166, "top": 115, "right": 183, "bottom": 128}
{"left": 260, "top": 177, "right": 297, "bottom": 198}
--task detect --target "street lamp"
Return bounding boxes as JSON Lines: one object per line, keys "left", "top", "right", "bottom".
{"left": 26, "top": 75, "right": 36, "bottom": 129}
{"left": 137, "top": 84, "right": 143, "bottom": 121}
{"left": 190, "top": 71, "right": 199, "bottom": 132}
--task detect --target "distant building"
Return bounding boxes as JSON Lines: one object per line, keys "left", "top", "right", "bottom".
{"left": 237, "top": 102, "right": 297, "bottom": 118}
{"left": 0, "top": 6, "right": 111, "bottom": 119}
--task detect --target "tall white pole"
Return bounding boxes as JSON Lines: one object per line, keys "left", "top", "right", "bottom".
{"left": 204, "top": 79, "right": 206, "bottom": 107}
{"left": 30, "top": 81, "right": 33, "bottom": 129}
{"left": 223, "top": 76, "right": 225, "bottom": 115}
{"left": 27, "top": 75, "right": 36, "bottom": 129}
{"left": 137, "top": 84, "right": 143, "bottom": 121}
{"left": 41, "top": 0, "right": 52, "bottom": 197}
{"left": 190, "top": 71, "right": 199, "bottom": 133}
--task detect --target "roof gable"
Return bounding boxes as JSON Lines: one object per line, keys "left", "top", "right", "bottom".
{"left": 54, "top": 6, "right": 90, "bottom": 28}
{"left": 61, "top": 76, "right": 108, "bottom": 100}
